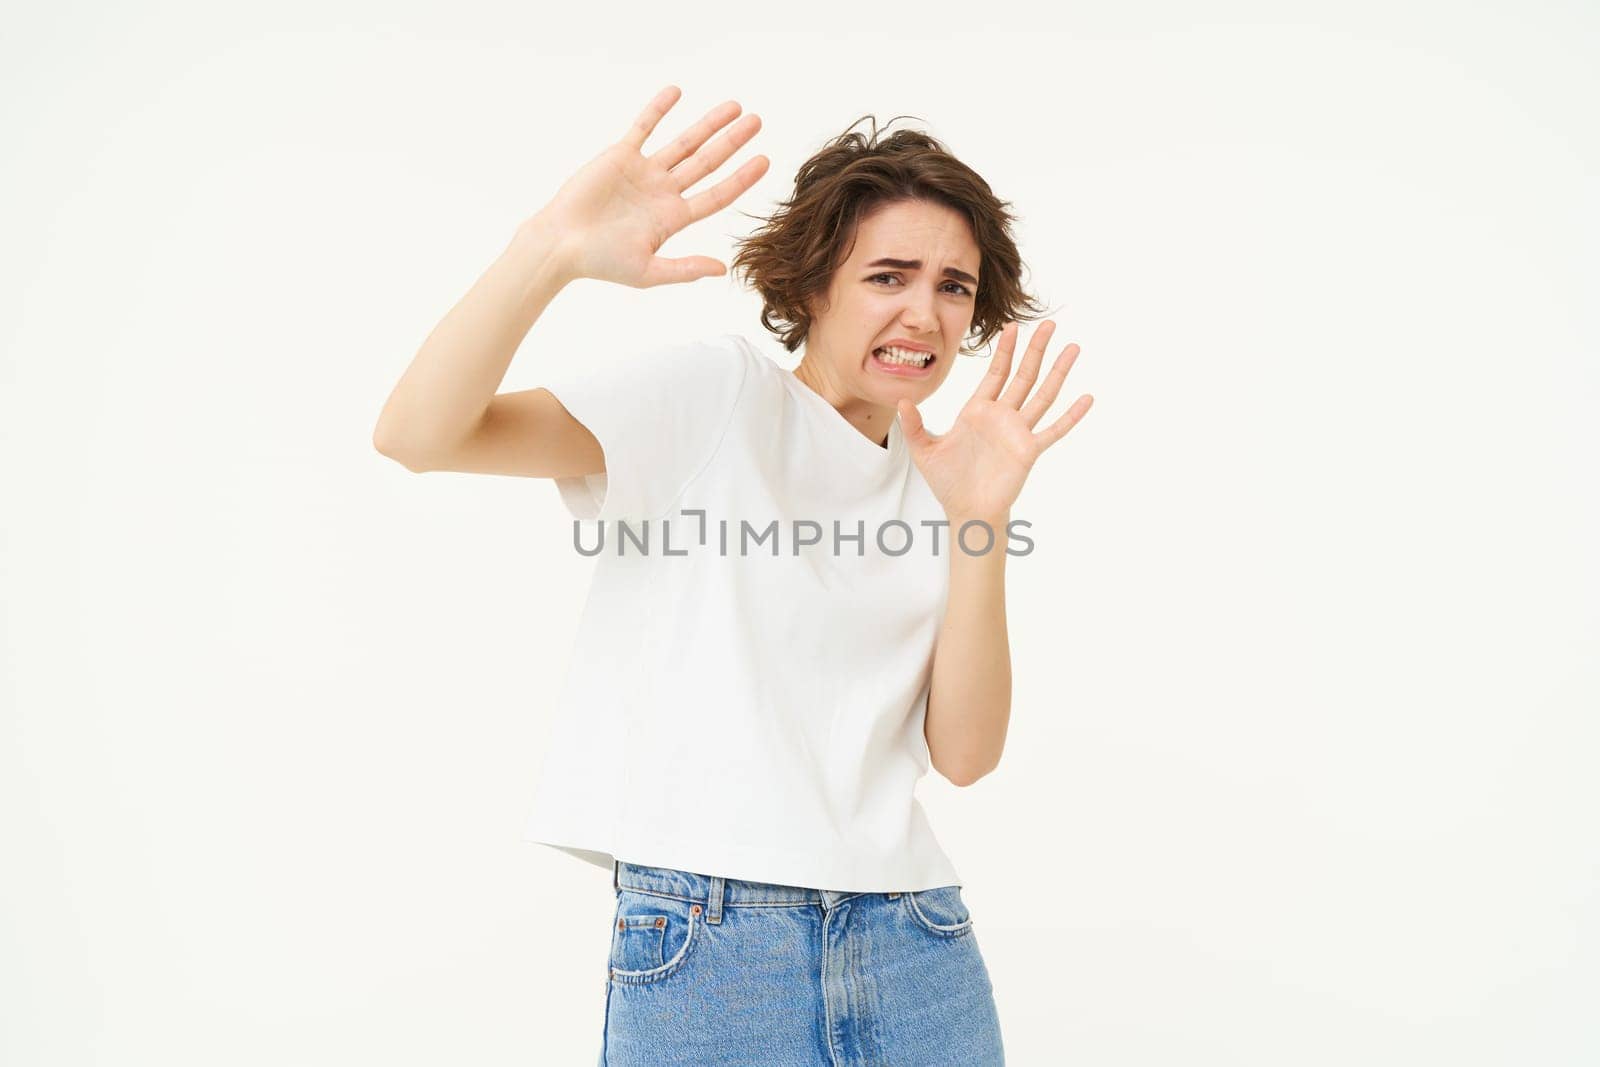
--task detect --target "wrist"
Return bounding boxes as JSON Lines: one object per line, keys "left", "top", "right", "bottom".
{"left": 512, "top": 212, "right": 582, "bottom": 285}
{"left": 945, "top": 510, "right": 1011, "bottom": 530}
{"left": 944, "top": 512, "right": 1011, "bottom": 561}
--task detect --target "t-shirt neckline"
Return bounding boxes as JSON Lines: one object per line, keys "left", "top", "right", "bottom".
{"left": 781, "top": 368, "right": 905, "bottom": 469}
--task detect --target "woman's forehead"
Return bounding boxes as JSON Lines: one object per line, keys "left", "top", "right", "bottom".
{"left": 850, "top": 205, "right": 979, "bottom": 267}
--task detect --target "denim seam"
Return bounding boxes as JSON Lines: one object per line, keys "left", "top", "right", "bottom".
{"left": 904, "top": 890, "right": 975, "bottom": 937}
{"left": 608, "top": 904, "right": 701, "bottom": 985}
{"left": 821, "top": 903, "right": 840, "bottom": 1064}
{"left": 617, "top": 884, "right": 872, "bottom": 909}
{"left": 600, "top": 958, "right": 613, "bottom": 1063}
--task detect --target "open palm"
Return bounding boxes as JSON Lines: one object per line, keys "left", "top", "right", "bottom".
{"left": 896, "top": 321, "right": 1094, "bottom": 521}
{"left": 538, "top": 85, "right": 770, "bottom": 289}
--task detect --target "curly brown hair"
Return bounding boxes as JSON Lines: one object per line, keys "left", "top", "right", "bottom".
{"left": 729, "top": 114, "right": 1053, "bottom": 357}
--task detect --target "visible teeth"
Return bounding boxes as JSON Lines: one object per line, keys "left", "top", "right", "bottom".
{"left": 874, "top": 345, "right": 932, "bottom": 366}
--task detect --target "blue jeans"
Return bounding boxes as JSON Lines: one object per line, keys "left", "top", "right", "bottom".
{"left": 599, "top": 860, "right": 1005, "bottom": 1065}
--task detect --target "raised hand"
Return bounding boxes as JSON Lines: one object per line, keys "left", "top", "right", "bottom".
{"left": 896, "top": 321, "right": 1094, "bottom": 522}
{"left": 535, "top": 85, "right": 769, "bottom": 289}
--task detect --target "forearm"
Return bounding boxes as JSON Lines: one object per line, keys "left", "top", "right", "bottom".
{"left": 372, "top": 214, "right": 578, "bottom": 461}
{"left": 925, "top": 512, "right": 1013, "bottom": 785}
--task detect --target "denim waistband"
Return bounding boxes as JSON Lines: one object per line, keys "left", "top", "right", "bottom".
{"left": 613, "top": 860, "right": 892, "bottom": 925}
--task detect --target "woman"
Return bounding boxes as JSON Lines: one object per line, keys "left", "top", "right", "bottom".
{"left": 374, "top": 85, "right": 1092, "bottom": 1066}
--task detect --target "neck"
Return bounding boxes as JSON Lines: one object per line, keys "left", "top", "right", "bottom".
{"left": 793, "top": 354, "right": 894, "bottom": 449}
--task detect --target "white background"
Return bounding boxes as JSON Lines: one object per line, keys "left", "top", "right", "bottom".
{"left": 4, "top": 2, "right": 1596, "bottom": 1064}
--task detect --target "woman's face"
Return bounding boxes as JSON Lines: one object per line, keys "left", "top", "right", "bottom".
{"left": 802, "top": 198, "right": 982, "bottom": 408}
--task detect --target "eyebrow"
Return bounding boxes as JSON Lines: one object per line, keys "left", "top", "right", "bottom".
{"left": 865, "top": 257, "right": 979, "bottom": 288}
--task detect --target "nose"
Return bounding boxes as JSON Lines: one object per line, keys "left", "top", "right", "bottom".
{"left": 899, "top": 283, "right": 937, "bottom": 333}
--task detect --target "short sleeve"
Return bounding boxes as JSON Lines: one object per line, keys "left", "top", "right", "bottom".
{"left": 538, "top": 334, "right": 749, "bottom": 524}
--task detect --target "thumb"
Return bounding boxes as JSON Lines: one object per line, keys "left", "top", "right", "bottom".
{"left": 643, "top": 255, "right": 726, "bottom": 287}
{"left": 896, "top": 398, "right": 929, "bottom": 445}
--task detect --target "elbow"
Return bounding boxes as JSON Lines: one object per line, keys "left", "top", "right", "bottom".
{"left": 941, "top": 760, "right": 997, "bottom": 788}
{"left": 372, "top": 434, "right": 418, "bottom": 472}
{"left": 372, "top": 422, "right": 432, "bottom": 472}
{"left": 372, "top": 418, "right": 404, "bottom": 461}
{"left": 927, "top": 733, "right": 1000, "bottom": 787}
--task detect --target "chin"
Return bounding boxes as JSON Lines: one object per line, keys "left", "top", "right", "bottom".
{"left": 875, "top": 380, "right": 935, "bottom": 405}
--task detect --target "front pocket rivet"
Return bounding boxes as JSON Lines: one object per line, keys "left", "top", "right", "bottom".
{"left": 655, "top": 917, "right": 665, "bottom": 928}
{"left": 691, "top": 904, "right": 701, "bottom": 915}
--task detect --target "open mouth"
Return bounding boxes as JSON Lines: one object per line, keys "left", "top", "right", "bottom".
{"left": 870, "top": 346, "right": 937, "bottom": 373}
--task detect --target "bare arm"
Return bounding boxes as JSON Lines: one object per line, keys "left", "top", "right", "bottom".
{"left": 924, "top": 510, "right": 1013, "bottom": 787}
{"left": 371, "top": 85, "right": 768, "bottom": 478}
{"left": 904, "top": 321, "right": 1094, "bottom": 786}
{"left": 371, "top": 218, "right": 594, "bottom": 474}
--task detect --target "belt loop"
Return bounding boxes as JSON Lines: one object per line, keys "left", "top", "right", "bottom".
{"left": 612, "top": 858, "right": 619, "bottom": 893}
{"left": 707, "top": 875, "right": 725, "bottom": 925}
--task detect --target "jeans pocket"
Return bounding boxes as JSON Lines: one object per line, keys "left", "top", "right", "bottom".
{"left": 903, "top": 885, "right": 975, "bottom": 938}
{"left": 607, "top": 889, "right": 702, "bottom": 985}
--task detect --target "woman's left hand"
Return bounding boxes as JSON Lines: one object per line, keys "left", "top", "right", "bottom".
{"left": 897, "top": 321, "right": 1094, "bottom": 522}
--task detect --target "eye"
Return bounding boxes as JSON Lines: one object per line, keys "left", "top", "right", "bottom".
{"left": 868, "top": 272, "right": 973, "bottom": 297}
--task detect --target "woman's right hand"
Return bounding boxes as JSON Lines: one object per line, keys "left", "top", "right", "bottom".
{"left": 533, "top": 86, "right": 769, "bottom": 289}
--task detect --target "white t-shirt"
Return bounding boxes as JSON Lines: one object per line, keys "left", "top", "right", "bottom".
{"left": 521, "top": 332, "right": 961, "bottom": 892}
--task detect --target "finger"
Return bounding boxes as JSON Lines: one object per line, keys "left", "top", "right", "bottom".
{"left": 896, "top": 397, "right": 935, "bottom": 448}
{"left": 973, "top": 322, "right": 1017, "bottom": 403}
{"left": 1019, "top": 342, "right": 1082, "bottom": 428}
{"left": 997, "top": 320, "right": 1055, "bottom": 409}
{"left": 683, "top": 153, "right": 771, "bottom": 224}
{"left": 621, "top": 85, "right": 683, "bottom": 152}
{"left": 641, "top": 254, "right": 727, "bottom": 288}
{"left": 669, "top": 112, "right": 762, "bottom": 193}
{"left": 1034, "top": 394, "right": 1094, "bottom": 450}
{"left": 648, "top": 98, "right": 742, "bottom": 173}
